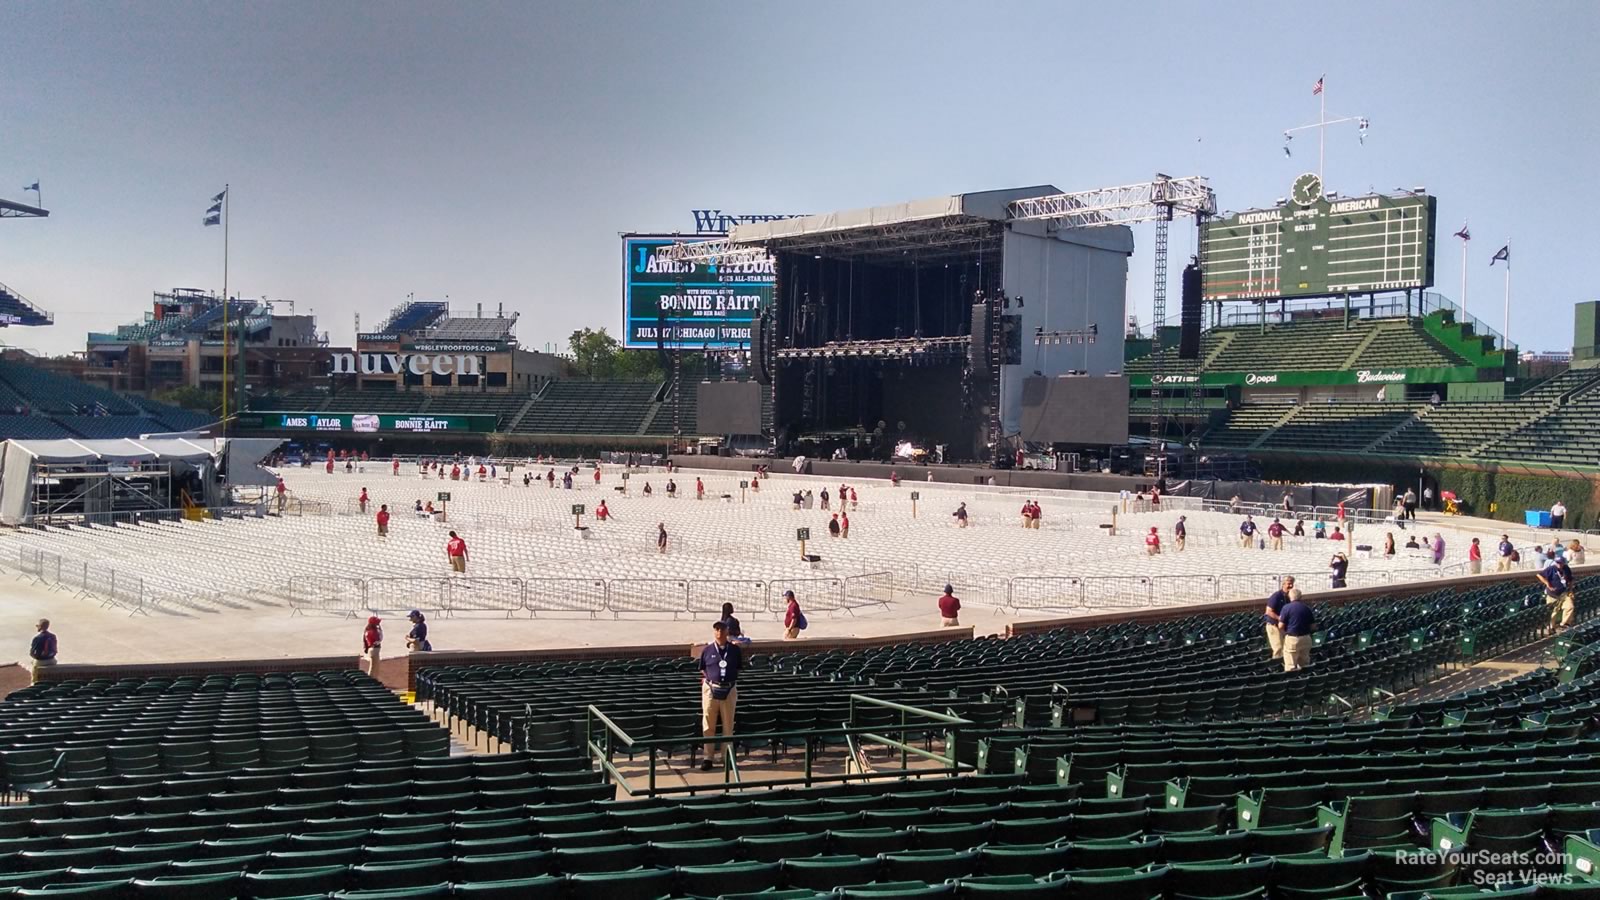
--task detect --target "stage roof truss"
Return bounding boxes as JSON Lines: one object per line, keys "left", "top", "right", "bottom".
{"left": 1006, "top": 176, "right": 1216, "bottom": 227}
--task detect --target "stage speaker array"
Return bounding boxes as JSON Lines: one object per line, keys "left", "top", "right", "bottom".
{"left": 1179, "top": 261, "right": 1203, "bottom": 360}
{"left": 751, "top": 308, "right": 771, "bottom": 385}
{"left": 970, "top": 303, "right": 992, "bottom": 370}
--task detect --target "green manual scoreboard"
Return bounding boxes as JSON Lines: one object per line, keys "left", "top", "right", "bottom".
{"left": 1201, "top": 174, "right": 1436, "bottom": 302}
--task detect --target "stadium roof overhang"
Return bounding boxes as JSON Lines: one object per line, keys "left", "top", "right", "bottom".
{"left": 5, "top": 438, "right": 217, "bottom": 462}
{"left": 725, "top": 185, "right": 1064, "bottom": 265}
{"left": 0, "top": 198, "right": 48, "bottom": 219}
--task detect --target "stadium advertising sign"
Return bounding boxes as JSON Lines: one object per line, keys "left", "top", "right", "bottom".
{"left": 1201, "top": 176, "right": 1436, "bottom": 302}
{"left": 1130, "top": 365, "right": 1480, "bottom": 389}
{"left": 357, "top": 333, "right": 399, "bottom": 343}
{"left": 329, "top": 351, "right": 482, "bottom": 376}
{"left": 406, "top": 341, "right": 508, "bottom": 354}
{"left": 623, "top": 234, "right": 774, "bottom": 349}
{"left": 690, "top": 210, "right": 804, "bottom": 233}
{"left": 242, "top": 412, "right": 497, "bottom": 433}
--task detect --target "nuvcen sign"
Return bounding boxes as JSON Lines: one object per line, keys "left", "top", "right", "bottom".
{"left": 330, "top": 352, "right": 482, "bottom": 377}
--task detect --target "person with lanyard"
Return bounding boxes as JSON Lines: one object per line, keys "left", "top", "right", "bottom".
{"left": 1239, "top": 515, "right": 1257, "bottom": 549}
{"left": 1278, "top": 589, "right": 1315, "bottom": 672}
{"left": 1263, "top": 576, "right": 1293, "bottom": 660}
{"left": 1329, "top": 552, "right": 1349, "bottom": 589}
{"left": 28, "top": 619, "right": 57, "bottom": 683}
{"left": 1540, "top": 554, "right": 1576, "bottom": 632}
{"left": 1497, "top": 535, "right": 1515, "bottom": 572}
{"left": 405, "top": 610, "right": 432, "bottom": 651}
{"left": 1173, "top": 515, "right": 1187, "bottom": 551}
{"left": 698, "top": 620, "right": 742, "bottom": 771}
{"left": 1145, "top": 527, "right": 1161, "bottom": 556}
{"left": 1267, "top": 518, "right": 1285, "bottom": 551}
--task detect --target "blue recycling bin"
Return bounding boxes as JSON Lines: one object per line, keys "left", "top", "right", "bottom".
{"left": 1526, "top": 510, "right": 1552, "bottom": 528}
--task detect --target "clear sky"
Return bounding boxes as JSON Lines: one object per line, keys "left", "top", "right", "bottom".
{"left": 1, "top": 0, "right": 1595, "bottom": 357}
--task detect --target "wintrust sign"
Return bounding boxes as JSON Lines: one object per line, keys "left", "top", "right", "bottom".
{"left": 329, "top": 352, "right": 482, "bottom": 377}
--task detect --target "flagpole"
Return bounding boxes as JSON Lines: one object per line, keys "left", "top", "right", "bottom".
{"left": 1318, "top": 75, "right": 1326, "bottom": 185}
{"left": 1502, "top": 238, "right": 1511, "bottom": 351}
{"left": 221, "top": 184, "right": 230, "bottom": 438}
{"left": 1459, "top": 232, "right": 1468, "bottom": 317}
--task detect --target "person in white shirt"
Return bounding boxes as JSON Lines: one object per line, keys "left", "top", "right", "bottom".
{"left": 1552, "top": 501, "right": 1568, "bottom": 530}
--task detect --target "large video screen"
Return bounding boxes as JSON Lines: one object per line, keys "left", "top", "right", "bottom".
{"left": 623, "top": 234, "right": 774, "bottom": 349}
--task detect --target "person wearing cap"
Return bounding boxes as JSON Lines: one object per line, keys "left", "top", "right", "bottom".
{"left": 698, "top": 619, "right": 742, "bottom": 770}
{"left": 405, "top": 610, "right": 432, "bottom": 651}
{"left": 1174, "top": 515, "right": 1187, "bottom": 551}
{"left": 938, "top": 585, "right": 961, "bottom": 627}
{"left": 783, "top": 591, "right": 806, "bottom": 640}
{"left": 362, "top": 616, "right": 384, "bottom": 677}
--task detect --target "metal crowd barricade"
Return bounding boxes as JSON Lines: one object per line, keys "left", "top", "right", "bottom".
{"left": 1009, "top": 576, "right": 1087, "bottom": 611}
{"left": 288, "top": 576, "right": 370, "bottom": 617}
{"left": 364, "top": 577, "right": 448, "bottom": 616}
{"left": 523, "top": 578, "right": 608, "bottom": 617}
{"left": 443, "top": 577, "right": 524, "bottom": 617}
{"left": 1151, "top": 574, "right": 1221, "bottom": 606}
{"left": 769, "top": 577, "right": 846, "bottom": 613}
{"left": 843, "top": 571, "right": 895, "bottom": 613}
{"left": 606, "top": 578, "right": 690, "bottom": 617}
{"left": 1084, "top": 575, "right": 1155, "bottom": 608}
{"left": 687, "top": 579, "right": 767, "bottom": 618}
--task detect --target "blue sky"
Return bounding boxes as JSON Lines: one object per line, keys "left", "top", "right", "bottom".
{"left": 1, "top": 0, "right": 1594, "bottom": 356}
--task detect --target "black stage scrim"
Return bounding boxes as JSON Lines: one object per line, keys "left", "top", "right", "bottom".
{"left": 1019, "top": 375, "right": 1130, "bottom": 445}
{"left": 696, "top": 381, "right": 764, "bottom": 435}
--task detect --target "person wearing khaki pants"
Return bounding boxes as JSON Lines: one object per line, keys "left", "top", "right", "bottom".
{"left": 698, "top": 621, "right": 743, "bottom": 771}
{"left": 1263, "top": 576, "right": 1294, "bottom": 660}
{"left": 1278, "top": 589, "right": 1314, "bottom": 672}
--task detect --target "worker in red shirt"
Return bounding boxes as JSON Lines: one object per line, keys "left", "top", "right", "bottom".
{"left": 596, "top": 500, "right": 609, "bottom": 521}
{"left": 445, "top": 531, "right": 468, "bottom": 573}
{"left": 1146, "top": 526, "right": 1161, "bottom": 555}
{"left": 477, "top": 464, "right": 487, "bottom": 481}
{"left": 850, "top": 488, "right": 858, "bottom": 510}
{"left": 325, "top": 456, "right": 334, "bottom": 474}
{"left": 358, "top": 488, "right": 369, "bottom": 515}
{"left": 392, "top": 458, "right": 400, "bottom": 477}
{"left": 594, "top": 467, "right": 601, "bottom": 486}
{"left": 376, "top": 504, "right": 390, "bottom": 536}
{"left": 938, "top": 585, "right": 961, "bottom": 627}
{"left": 840, "top": 512, "right": 850, "bottom": 539}
{"left": 696, "top": 478, "right": 705, "bottom": 500}
{"left": 275, "top": 477, "right": 287, "bottom": 513}
{"left": 450, "top": 464, "right": 461, "bottom": 481}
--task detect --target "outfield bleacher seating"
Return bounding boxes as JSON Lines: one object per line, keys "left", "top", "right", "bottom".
{"left": 648, "top": 382, "right": 699, "bottom": 435}
{"left": 0, "top": 360, "right": 138, "bottom": 415}
{"left": 1128, "top": 318, "right": 1473, "bottom": 376}
{"left": 426, "top": 317, "right": 516, "bottom": 341}
{"left": 378, "top": 301, "right": 449, "bottom": 335}
{"left": 511, "top": 381, "right": 661, "bottom": 435}
{"left": 1197, "top": 405, "right": 1289, "bottom": 449}
{"left": 1349, "top": 321, "right": 1464, "bottom": 370}
{"left": 319, "top": 391, "right": 432, "bottom": 415}
{"left": 427, "top": 394, "right": 533, "bottom": 424}
{"left": 0, "top": 415, "right": 74, "bottom": 440}
{"left": 1256, "top": 402, "right": 1424, "bottom": 453}
{"left": 57, "top": 415, "right": 168, "bottom": 440}
{"left": 0, "top": 281, "right": 53, "bottom": 327}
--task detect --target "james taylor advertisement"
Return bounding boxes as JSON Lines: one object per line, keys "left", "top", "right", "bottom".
{"left": 623, "top": 235, "right": 774, "bottom": 349}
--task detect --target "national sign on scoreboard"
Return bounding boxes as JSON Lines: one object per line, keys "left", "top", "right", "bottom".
{"left": 623, "top": 234, "right": 775, "bottom": 350}
{"left": 1200, "top": 175, "right": 1436, "bottom": 302}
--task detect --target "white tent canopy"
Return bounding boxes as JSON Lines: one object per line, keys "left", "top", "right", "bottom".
{"left": 0, "top": 437, "right": 225, "bottom": 524}
{"left": 5, "top": 437, "right": 217, "bottom": 463}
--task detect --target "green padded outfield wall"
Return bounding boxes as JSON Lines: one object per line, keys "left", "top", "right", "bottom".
{"left": 1576, "top": 301, "right": 1600, "bottom": 362}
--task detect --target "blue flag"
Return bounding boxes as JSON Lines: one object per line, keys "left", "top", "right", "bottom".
{"left": 204, "top": 188, "right": 226, "bottom": 226}
{"left": 23, "top": 182, "right": 38, "bottom": 192}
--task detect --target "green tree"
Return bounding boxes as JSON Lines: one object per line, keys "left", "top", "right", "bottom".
{"left": 155, "top": 385, "right": 221, "bottom": 413}
{"left": 568, "top": 327, "right": 622, "bottom": 377}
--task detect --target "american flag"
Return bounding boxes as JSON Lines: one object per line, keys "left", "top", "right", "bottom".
{"left": 1312, "top": 76, "right": 1324, "bottom": 96}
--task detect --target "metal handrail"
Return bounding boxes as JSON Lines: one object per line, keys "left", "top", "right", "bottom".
{"left": 582, "top": 693, "right": 974, "bottom": 797}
